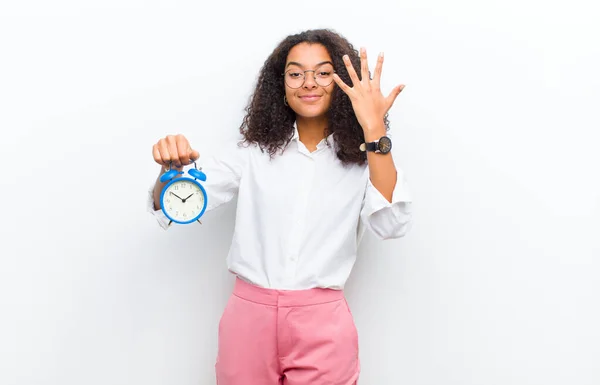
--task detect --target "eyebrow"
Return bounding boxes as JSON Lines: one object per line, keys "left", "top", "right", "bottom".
{"left": 285, "top": 60, "right": 334, "bottom": 69}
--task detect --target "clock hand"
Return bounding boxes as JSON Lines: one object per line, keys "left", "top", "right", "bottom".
{"left": 183, "top": 194, "right": 194, "bottom": 202}
{"left": 170, "top": 192, "right": 185, "bottom": 201}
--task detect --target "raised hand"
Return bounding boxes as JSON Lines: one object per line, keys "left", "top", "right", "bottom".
{"left": 332, "top": 47, "right": 405, "bottom": 133}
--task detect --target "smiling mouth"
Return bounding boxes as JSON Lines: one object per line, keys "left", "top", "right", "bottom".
{"left": 300, "top": 95, "right": 321, "bottom": 101}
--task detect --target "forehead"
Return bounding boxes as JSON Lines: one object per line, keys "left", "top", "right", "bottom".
{"left": 285, "top": 43, "right": 332, "bottom": 67}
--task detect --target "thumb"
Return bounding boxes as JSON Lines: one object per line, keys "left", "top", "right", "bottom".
{"left": 189, "top": 148, "right": 200, "bottom": 162}
{"left": 385, "top": 84, "right": 405, "bottom": 111}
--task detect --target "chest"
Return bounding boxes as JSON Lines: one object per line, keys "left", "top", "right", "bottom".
{"left": 242, "top": 149, "right": 367, "bottom": 217}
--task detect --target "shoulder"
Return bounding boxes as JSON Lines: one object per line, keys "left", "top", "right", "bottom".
{"left": 216, "top": 137, "right": 258, "bottom": 159}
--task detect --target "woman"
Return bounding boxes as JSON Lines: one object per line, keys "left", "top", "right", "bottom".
{"left": 148, "top": 28, "right": 412, "bottom": 385}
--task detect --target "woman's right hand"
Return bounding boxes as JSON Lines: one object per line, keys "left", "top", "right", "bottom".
{"left": 152, "top": 134, "right": 200, "bottom": 169}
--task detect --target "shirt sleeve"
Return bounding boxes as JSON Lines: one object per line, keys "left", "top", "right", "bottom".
{"left": 359, "top": 163, "right": 413, "bottom": 240}
{"left": 146, "top": 140, "right": 247, "bottom": 230}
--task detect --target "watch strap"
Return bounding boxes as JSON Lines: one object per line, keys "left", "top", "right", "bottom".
{"left": 365, "top": 141, "right": 378, "bottom": 151}
{"left": 360, "top": 136, "right": 392, "bottom": 154}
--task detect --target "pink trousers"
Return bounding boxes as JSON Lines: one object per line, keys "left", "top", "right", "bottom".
{"left": 215, "top": 277, "right": 360, "bottom": 385}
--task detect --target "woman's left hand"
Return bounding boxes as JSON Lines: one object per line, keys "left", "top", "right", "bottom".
{"left": 333, "top": 47, "right": 405, "bottom": 133}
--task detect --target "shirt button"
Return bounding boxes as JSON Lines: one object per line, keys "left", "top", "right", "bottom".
{"left": 290, "top": 255, "right": 297, "bottom": 262}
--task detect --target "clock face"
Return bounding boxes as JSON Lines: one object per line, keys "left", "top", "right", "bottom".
{"left": 378, "top": 136, "right": 392, "bottom": 153}
{"left": 162, "top": 179, "right": 206, "bottom": 223}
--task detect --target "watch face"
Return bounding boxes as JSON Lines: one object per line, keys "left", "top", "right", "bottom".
{"left": 378, "top": 136, "right": 392, "bottom": 153}
{"left": 162, "top": 179, "right": 206, "bottom": 223}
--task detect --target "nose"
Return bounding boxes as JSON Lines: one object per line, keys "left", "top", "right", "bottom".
{"left": 302, "top": 70, "right": 318, "bottom": 89}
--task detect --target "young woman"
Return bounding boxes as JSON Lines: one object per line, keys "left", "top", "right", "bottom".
{"left": 148, "top": 29, "right": 412, "bottom": 385}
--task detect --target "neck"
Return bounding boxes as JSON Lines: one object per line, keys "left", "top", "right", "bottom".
{"left": 296, "top": 116, "right": 328, "bottom": 151}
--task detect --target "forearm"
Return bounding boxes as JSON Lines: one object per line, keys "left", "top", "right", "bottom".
{"left": 364, "top": 122, "right": 397, "bottom": 203}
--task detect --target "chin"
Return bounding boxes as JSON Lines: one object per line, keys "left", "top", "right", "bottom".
{"left": 291, "top": 106, "right": 329, "bottom": 119}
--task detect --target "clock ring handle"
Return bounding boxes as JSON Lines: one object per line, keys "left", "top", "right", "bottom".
{"left": 159, "top": 160, "right": 185, "bottom": 183}
{"left": 183, "top": 160, "right": 206, "bottom": 181}
{"left": 188, "top": 167, "right": 206, "bottom": 182}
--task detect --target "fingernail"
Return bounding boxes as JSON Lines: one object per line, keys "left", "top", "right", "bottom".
{"left": 379, "top": 52, "right": 384, "bottom": 58}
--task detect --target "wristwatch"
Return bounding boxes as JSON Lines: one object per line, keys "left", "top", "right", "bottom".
{"left": 359, "top": 136, "right": 392, "bottom": 154}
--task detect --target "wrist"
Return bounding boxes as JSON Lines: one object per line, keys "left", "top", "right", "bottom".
{"left": 363, "top": 123, "right": 387, "bottom": 142}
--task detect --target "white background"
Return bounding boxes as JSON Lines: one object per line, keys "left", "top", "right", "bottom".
{"left": 1, "top": 1, "right": 599, "bottom": 384}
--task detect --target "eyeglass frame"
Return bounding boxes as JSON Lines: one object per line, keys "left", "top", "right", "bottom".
{"left": 282, "top": 63, "right": 337, "bottom": 89}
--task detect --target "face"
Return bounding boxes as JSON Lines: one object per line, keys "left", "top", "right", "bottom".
{"left": 284, "top": 43, "right": 335, "bottom": 120}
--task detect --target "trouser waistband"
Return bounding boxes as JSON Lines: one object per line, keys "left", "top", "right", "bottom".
{"left": 232, "top": 277, "right": 344, "bottom": 307}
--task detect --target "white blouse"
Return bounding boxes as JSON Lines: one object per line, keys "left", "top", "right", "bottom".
{"left": 147, "top": 127, "right": 412, "bottom": 290}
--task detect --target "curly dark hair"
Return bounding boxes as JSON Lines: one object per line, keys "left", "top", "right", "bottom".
{"left": 239, "top": 28, "right": 390, "bottom": 166}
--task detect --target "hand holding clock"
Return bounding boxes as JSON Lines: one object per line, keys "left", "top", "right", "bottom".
{"left": 152, "top": 134, "right": 200, "bottom": 169}
{"left": 152, "top": 133, "right": 208, "bottom": 226}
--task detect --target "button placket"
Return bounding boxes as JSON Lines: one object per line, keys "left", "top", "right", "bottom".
{"left": 285, "top": 157, "right": 315, "bottom": 276}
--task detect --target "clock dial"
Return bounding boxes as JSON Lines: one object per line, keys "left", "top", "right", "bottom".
{"left": 378, "top": 136, "right": 392, "bottom": 153}
{"left": 163, "top": 180, "right": 205, "bottom": 222}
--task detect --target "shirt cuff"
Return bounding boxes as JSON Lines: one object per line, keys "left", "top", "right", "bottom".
{"left": 363, "top": 169, "right": 412, "bottom": 213}
{"left": 360, "top": 168, "right": 413, "bottom": 240}
{"left": 146, "top": 184, "right": 171, "bottom": 230}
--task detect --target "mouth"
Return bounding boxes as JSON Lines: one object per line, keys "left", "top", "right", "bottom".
{"left": 299, "top": 95, "right": 322, "bottom": 102}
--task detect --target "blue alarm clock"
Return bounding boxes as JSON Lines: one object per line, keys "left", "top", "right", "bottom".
{"left": 159, "top": 161, "right": 208, "bottom": 226}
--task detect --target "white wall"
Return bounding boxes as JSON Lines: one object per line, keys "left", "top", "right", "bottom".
{"left": 1, "top": 1, "right": 599, "bottom": 384}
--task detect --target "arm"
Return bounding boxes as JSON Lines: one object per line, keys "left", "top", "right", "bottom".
{"left": 332, "top": 48, "right": 412, "bottom": 239}
{"left": 359, "top": 148, "right": 412, "bottom": 240}
{"left": 147, "top": 140, "right": 247, "bottom": 229}
{"left": 363, "top": 122, "right": 397, "bottom": 203}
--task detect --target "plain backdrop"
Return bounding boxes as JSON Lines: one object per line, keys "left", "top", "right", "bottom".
{"left": 1, "top": 1, "right": 599, "bottom": 384}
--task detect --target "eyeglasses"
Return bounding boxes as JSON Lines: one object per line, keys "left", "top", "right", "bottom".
{"left": 283, "top": 64, "right": 336, "bottom": 89}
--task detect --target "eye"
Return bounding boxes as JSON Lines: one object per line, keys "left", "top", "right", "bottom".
{"left": 315, "top": 65, "right": 334, "bottom": 78}
{"left": 288, "top": 72, "right": 302, "bottom": 78}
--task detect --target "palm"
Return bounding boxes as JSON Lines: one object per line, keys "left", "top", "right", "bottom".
{"left": 333, "top": 48, "right": 404, "bottom": 131}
